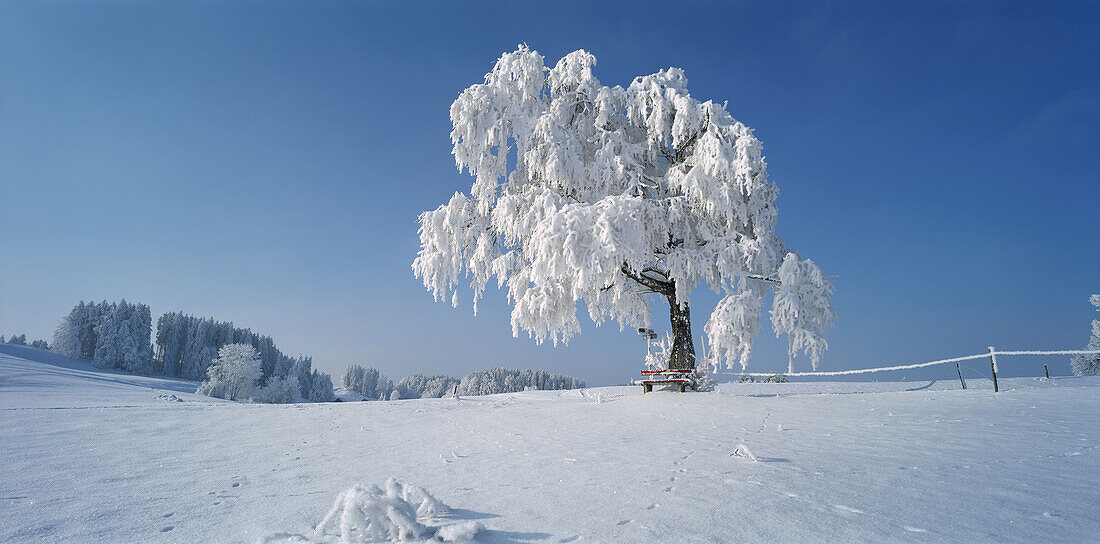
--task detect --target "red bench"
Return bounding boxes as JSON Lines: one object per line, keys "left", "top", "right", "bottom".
{"left": 640, "top": 368, "right": 694, "bottom": 393}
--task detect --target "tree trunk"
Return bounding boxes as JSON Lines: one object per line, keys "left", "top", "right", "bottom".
{"left": 667, "top": 292, "right": 696, "bottom": 370}
{"left": 618, "top": 264, "right": 696, "bottom": 370}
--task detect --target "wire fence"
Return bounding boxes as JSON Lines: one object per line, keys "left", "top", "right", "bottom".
{"left": 716, "top": 349, "right": 1100, "bottom": 379}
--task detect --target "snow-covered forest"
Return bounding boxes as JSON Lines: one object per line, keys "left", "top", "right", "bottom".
{"left": 153, "top": 311, "right": 334, "bottom": 401}
{"left": 458, "top": 367, "right": 585, "bottom": 396}
{"left": 47, "top": 300, "right": 591, "bottom": 405}
{"left": 342, "top": 364, "right": 586, "bottom": 400}
{"left": 50, "top": 301, "right": 335, "bottom": 403}
{"left": 52, "top": 299, "right": 155, "bottom": 374}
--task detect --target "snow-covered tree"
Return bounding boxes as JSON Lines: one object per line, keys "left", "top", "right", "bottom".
{"left": 289, "top": 356, "right": 314, "bottom": 398}
{"left": 343, "top": 364, "right": 395, "bottom": 400}
{"left": 396, "top": 374, "right": 460, "bottom": 399}
{"left": 51, "top": 300, "right": 152, "bottom": 372}
{"left": 307, "top": 370, "right": 336, "bottom": 402}
{"left": 256, "top": 375, "right": 300, "bottom": 404}
{"left": 30, "top": 339, "right": 49, "bottom": 350}
{"left": 91, "top": 300, "right": 154, "bottom": 374}
{"left": 413, "top": 46, "right": 836, "bottom": 372}
{"left": 197, "top": 343, "right": 263, "bottom": 401}
{"left": 155, "top": 312, "right": 187, "bottom": 375}
{"left": 60, "top": 301, "right": 96, "bottom": 360}
{"left": 7, "top": 333, "right": 26, "bottom": 345}
{"left": 52, "top": 314, "right": 81, "bottom": 359}
{"left": 1071, "top": 294, "right": 1100, "bottom": 376}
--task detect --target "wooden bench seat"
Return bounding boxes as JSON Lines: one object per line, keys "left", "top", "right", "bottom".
{"left": 639, "top": 369, "right": 694, "bottom": 393}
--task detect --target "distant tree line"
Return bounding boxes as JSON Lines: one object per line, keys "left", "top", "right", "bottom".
{"left": 154, "top": 311, "right": 333, "bottom": 401}
{"left": 342, "top": 364, "right": 585, "bottom": 400}
{"left": 0, "top": 334, "right": 49, "bottom": 350}
{"left": 458, "top": 368, "right": 586, "bottom": 396}
{"left": 50, "top": 300, "right": 334, "bottom": 402}
{"left": 398, "top": 374, "right": 462, "bottom": 399}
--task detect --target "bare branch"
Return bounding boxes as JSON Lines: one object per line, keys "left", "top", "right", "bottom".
{"left": 745, "top": 274, "right": 780, "bottom": 285}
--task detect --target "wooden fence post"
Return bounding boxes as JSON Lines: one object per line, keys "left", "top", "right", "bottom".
{"left": 1044, "top": 364, "right": 1050, "bottom": 379}
{"left": 956, "top": 362, "right": 966, "bottom": 390}
{"left": 988, "top": 346, "right": 999, "bottom": 393}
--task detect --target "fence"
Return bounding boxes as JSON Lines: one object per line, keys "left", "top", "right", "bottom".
{"left": 717, "top": 348, "right": 1100, "bottom": 392}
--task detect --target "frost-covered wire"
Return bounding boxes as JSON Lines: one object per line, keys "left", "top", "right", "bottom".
{"left": 715, "top": 349, "right": 1100, "bottom": 377}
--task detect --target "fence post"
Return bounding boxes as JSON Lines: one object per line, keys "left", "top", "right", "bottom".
{"left": 988, "top": 346, "right": 999, "bottom": 393}
{"left": 956, "top": 362, "right": 966, "bottom": 390}
{"left": 1044, "top": 364, "right": 1050, "bottom": 379}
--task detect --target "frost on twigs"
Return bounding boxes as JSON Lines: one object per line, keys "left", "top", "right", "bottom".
{"left": 312, "top": 479, "right": 471, "bottom": 543}
{"left": 261, "top": 481, "right": 481, "bottom": 544}
{"left": 691, "top": 368, "right": 716, "bottom": 392}
{"left": 262, "top": 479, "right": 480, "bottom": 543}
{"left": 1071, "top": 294, "right": 1100, "bottom": 376}
{"left": 643, "top": 333, "right": 674, "bottom": 370}
{"left": 413, "top": 45, "right": 836, "bottom": 372}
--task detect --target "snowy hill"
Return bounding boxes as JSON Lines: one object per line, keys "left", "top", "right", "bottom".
{"left": 0, "top": 343, "right": 205, "bottom": 409}
{"left": 2, "top": 347, "right": 1099, "bottom": 543}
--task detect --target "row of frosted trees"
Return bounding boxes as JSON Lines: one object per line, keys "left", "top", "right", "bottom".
{"left": 0, "top": 334, "right": 49, "bottom": 349}
{"left": 458, "top": 368, "right": 585, "bottom": 396}
{"left": 52, "top": 301, "right": 334, "bottom": 402}
{"left": 53, "top": 300, "right": 155, "bottom": 374}
{"left": 154, "top": 311, "right": 334, "bottom": 401}
{"left": 343, "top": 364, "right": 585, "bottom": 400}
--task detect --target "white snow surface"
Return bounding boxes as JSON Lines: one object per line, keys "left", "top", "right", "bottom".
{"left": 2, "top": 343, "right": 1100, "bottom": 543}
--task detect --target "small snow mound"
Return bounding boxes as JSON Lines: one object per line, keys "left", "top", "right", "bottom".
{"left": 154, "top": 393, "right": 183, "bottom": 402}
{"left": 731, "top": 444, "right": 759, "bottom": 462}
{"left": 265, "top": 479, "right": 479, "bottom": 543}
{"left": 436, "top": 521, "right": 483, "bottom": 542}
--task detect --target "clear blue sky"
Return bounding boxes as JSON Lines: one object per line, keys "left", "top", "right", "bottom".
{"left": 2, "top": 1, "right": 1097, "bottom": 385}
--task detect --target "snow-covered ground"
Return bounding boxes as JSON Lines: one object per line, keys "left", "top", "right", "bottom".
{"left": 2, "top": 343, "right": 1099, "bottom": 543}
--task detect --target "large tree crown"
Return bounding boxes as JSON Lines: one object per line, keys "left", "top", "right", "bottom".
{"left": 415, "top": 46, "right": 835, "bottom": 371}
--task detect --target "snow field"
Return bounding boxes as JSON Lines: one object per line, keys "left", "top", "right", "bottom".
{"left": 2, "top": 347, "right": 1100, "bottom": 542}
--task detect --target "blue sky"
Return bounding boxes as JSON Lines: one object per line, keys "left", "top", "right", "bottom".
{"left": 1, "top": 1, "right": 1097, "bottom": 385}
